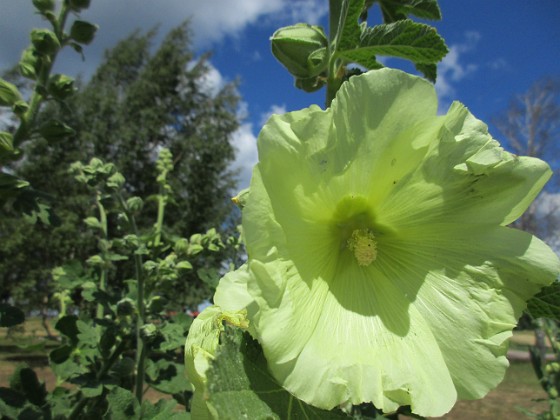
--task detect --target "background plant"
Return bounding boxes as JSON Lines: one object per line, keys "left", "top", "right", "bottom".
{"left": 0, "top": 21, "right": 241, "bottom": 317}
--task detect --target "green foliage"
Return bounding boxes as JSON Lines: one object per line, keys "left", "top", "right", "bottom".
{"left": 526, "top": 319, "right": 560, "bottom": 419}
{"left": 0, "top": 22, "right": 242, "bottom": 313}
{"left": 527, "top": 282, "right": 560, "bottom": 321}
{"left": 206, "top": 327, "right": 349, "bottom": 419}
{"left": 1, "top": 148, "right": 240, "bottom": 417}
{"left": 270, "top": 0, "right": 448, "bottom": 105}
{"left": 0, "top": 0, "right": 98, "bottom": 226}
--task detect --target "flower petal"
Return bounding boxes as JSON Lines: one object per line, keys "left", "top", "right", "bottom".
{"left": 376, "top": 102, "right": 552, "bottom": 230}
{"left": 381, "top": 224, "right": 559, "bottom": 399}
{"left": 248, "top": 256, "right": 458, "bottom": 416}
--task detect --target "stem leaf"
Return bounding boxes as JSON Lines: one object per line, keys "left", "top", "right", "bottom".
{"left": 526, "top": 282, "right": 560, "bottom": 321}
{"left": 336, "top": 0, "right": 365, "bottom": 52}
{"left": 206, "top": 327, "right": 348, "bottom": 419}
{"left": 340, "top": 20, "right": 447, "bottom": 66}
{"left": 375, "top": 0, "right": 442, "bottom": 22}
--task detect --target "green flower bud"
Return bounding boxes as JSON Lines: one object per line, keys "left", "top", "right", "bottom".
{"left": 106, "top": 172, "right": 125, "bottom": 190}
{"left": 0, "top": 78, "right": 22, "bottom": 107}
{"left": 174, "top": 238, "right": 189, "bottom": 255}
{"left": 47, "top": 74, "right": 76, "bottom": 100}
{"left": 117, "top": 298, "right": 136, "bottom": 316}
{"left": 70, "top": 20, "right": 98, "bottom": 45}
{"left": 68, "top": 0, "right": 91, "bottom": 11}
{"left": 271, "top": 23, "right": 328, "bottom": 79}
{"left": 140, "top": 323, "right": 159, "bottom": 341}
{"left": 147, "top": 296, "right": 167, "bottom": 314}
{"left": 12, "top": 100, "right": 29, "bottom": 117}
{"left": 19, "top": 47, "right": 41, "bottom": 80}
{"left": 32, "top": 0, "right": 55, "bottom": 13}
{"left": 549, "top": 387, "right": 559, "bottom": 399}
{"left": 126, "top": 196, "right": 143, "bottom": 213}
{"left": 38, "top": 119, "right": 76, "bottom": 143}
{"left": 295, "top": 75, "right": 326, "bottom": 93}
{"left": 30, "top": 29, "right": 60, "bottom": 56}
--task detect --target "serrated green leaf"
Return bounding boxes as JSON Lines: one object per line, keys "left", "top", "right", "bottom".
{"left": 375, "top": 0, "right": 442, "bottom": 22}
{"left": 414, "top": 62, "right": 437, "bottom": 82}
{"left": 526, "top": 282, "right": 560, "bottom": 320}
{"left": 145, "top": 359, "right": 192, "bottom": 395}
{"left": 341, "top": 20, "right": 447, "bottom": 65}
{"left": 197, "top": 267, "right": 220, "bottom": 289}
{"left": 206, "top": 328, "right": 348, "bottom": 419}
{"left": 159, "top": 322, "right": 187, "bottom": 351}
{"left": 336, "top": 49, "right": 384, "bottom": 70}
{"left": 0, "top": 303, "right": 25, "bottom": 327}
{"left": 141, "top": 398, "right": 190, "bottom": 419}
{"left": 336, "top": 0, "right": 365, "bottom": 52}
{"left": 104, "top": 386, "right": 140, "bottom": 419}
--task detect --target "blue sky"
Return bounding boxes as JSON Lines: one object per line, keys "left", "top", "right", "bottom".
{"left": 1, "top": 0, "right": 559, "bottom": 189}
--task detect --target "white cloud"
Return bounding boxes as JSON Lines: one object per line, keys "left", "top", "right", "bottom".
{"left": 231, "top": 123, "right": 259, "bottom": 190}
{"left": 195, "top": 63, "right": 225, "bottom": 97}
{"left": 0, "top": 1, "right": 328, "bottom": 78}
{"left": 487, "top": 57, "right": 509, "bottom": 71}
{"left": 435, "top": 31, "right": 480, "bottom": 111}
{"left": 259, "top": 104, "right": 287, "bottom": 127}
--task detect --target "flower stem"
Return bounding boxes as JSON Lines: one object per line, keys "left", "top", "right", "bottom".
{"left": 13, "top": 2, "right": 70, "bottom": 147}
{"left": 95, "top": 191, "right": 108, "bottom": 323}
{"left": 116, "top": 192, "right": 146, "bottom": 403}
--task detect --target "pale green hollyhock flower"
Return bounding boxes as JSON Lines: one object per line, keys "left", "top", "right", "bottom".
{"left": 214, "top": 68, "right": 560, "bottom": 417}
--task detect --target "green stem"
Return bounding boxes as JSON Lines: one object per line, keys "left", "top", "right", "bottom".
{"left": 153, "top": 193, "right": 165, "bottom": 249}
{"left": 13, "top": 2, "right": 70, "bottom": 147}
{"left": 325, "top": 0, "right": 346, "bottom": 108}
{"left": 116, "top": 192, "right": 146, "bottom": 403}
{"left": 95, "top": 191, "right": 108, "bottom": 322}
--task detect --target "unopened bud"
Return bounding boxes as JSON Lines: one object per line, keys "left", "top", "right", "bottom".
{"left": 19, "top": 47, "right": 41, "bottom": 80}
{"left": 32, "top": 0, "right": 55, "bottom": 13}
{"left": 70, "top": 20, "right": 98, "bottom": 45}
{"left": 271, "top": 23, "right": 328, "bottom": 79}
{"left": 47, "top": 74, "right": 76, "bottom": 100}
{"left": 30, "top": 29, "right": 60, "bottom": 56}
{"left": 68, "top": 0, "right": 91, "bottom": 11}
{"left": 0, "top": 78, "right": 22, "bottom": 107}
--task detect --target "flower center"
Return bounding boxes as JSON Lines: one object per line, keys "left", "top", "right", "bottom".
{"left": 347, "top": 228, "right": 377, "bottom": 266}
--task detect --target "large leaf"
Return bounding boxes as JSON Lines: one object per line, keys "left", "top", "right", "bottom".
{"left": 375, "top": 0, "right": 442, "bottom": 22}
{"left": 104, "top": 386, "right": 140, "bottom": 419}
{"left": 336, "top": 0, "right": 365, "bottom": 52}
{"left": 141, "top": 398, "right": 190, "bottom": 419}
{"left": 526, "top": 281, "right": 560, "bottom": 320}
{"left": 145, "top": 359, "right": 192, "bottom": 395}
{"left": 206, "top": 328, "right": 348, "bottom": 419}
{"left": 340, "top": 20, "right": 447, "bottom": 65}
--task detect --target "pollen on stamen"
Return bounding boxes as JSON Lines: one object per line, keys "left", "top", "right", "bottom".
{"left": 347, "top": 229, "right": 377, "bottom": 266}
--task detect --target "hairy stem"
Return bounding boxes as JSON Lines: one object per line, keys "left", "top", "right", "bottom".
{"left": 116, "top": 192, "right": 146, "bottom": 403}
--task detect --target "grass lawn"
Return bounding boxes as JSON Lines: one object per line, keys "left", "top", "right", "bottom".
{"left": 0, "top": 319, "right": 553, "bottom": 418}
